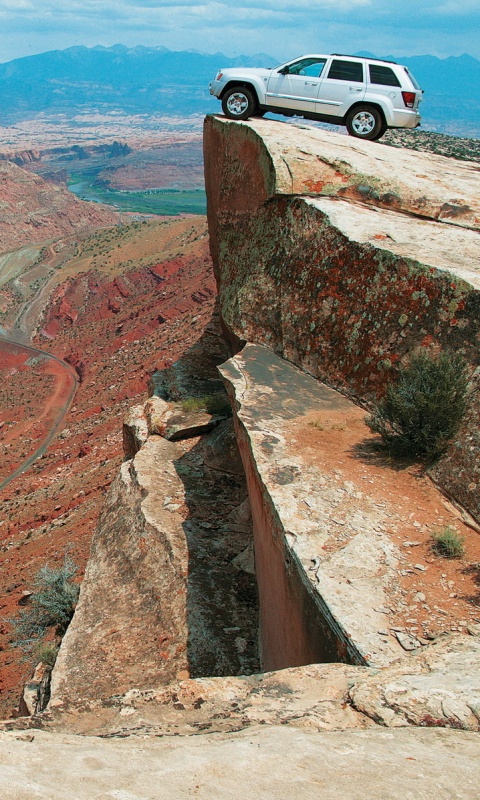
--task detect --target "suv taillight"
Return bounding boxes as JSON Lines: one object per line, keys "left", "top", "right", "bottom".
{"left": 402, "top": 91, "right": 416, "bottom": 108}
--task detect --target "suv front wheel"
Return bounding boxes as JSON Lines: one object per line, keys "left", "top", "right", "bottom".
{"left": 222, "top": 87, "right": 257, "bottom": 120}
{"left": 345, "top": 105, "right": 386, "bottom": 141}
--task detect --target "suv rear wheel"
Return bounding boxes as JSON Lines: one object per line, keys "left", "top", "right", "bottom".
{"left": 346, "top": 105, "right": 386, "bottom": 141}
{"left": 222, "top": 87, "right": 257, "bottom": 120}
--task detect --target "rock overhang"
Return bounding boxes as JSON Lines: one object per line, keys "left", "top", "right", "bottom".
{"left": 205, "top": 115, "right": 480, "bottom": 231}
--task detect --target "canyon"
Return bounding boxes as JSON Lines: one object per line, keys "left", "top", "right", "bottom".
{"left": 0, "top": 190, "right": 216, "bottom": 716}
{"left": 0, "top": 118, "right": 479, "bottom": 797}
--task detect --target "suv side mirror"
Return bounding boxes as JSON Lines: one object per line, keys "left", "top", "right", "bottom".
{"left": 278, "top": 66, "right": 290, "bottom": 75}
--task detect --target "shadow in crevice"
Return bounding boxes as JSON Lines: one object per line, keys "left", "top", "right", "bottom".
{"left": 155, "top": 303, "right": 260, "bottom": 678}
{"left": 459, "top": 563, "right": 480, "bottom": 608}
{"left": 174, "top": 427, "right": 260, "bottom": 678}
{"left": 150, "top": 299, "right": 238, "bottom": 404}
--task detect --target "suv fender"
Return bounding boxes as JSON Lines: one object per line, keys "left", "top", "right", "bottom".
{"left": 220, "top": 79, "right": 264, "bottom": 106}
{"left": 343, "top": 99, "right": 390, "bottom": 126}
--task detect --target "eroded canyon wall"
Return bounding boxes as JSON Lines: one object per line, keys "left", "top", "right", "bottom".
{"left": 204, "top": 116, "right": 480, "bottom": 522}
{"left": 0, "top": 160, "right": 118, "bottom": 254}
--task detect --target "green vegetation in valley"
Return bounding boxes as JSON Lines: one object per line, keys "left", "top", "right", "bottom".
{"left": 68, "top": 176, "right": 206, "bottom": 215}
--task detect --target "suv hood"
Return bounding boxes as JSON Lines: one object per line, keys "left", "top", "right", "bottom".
{"left": 219, "top": 67, "right": 273, "bottom": 77}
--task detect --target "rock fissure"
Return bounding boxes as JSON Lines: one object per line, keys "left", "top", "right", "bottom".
{"left": 7, "top": 119, "right": 480, "bottom": 797}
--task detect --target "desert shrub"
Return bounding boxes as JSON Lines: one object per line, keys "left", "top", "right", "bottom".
{"left": 10, "top": 557, "right": 79, "bottom": 654}
{"left": 431, "top": 526, "right": 465, "bottom": 559}
{"left": 367, "top": 351, "right": 468, "bottom": 459}
{"left": 35, "top": 642, "right": 59, "bottom": 668}
{"left": 181, "top": 394, "right": 231, "bottom": 416}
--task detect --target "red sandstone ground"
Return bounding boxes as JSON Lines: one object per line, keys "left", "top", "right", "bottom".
{"left": 0, "top": 215, "right": 215, "bottom": 718}
{"left": 0, "top": 342, "right": 76, "bottom": 484}
{"left": 288, "top": 409, "right": 480, "bottom": 643}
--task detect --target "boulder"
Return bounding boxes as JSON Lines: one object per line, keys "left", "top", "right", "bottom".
{"left": 350, "top": 633, "right": 480, "bottom": 731}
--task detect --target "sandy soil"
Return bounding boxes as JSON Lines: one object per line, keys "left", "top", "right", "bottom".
{"left": 287, "top": 408, "right": 480, "bottom": 643}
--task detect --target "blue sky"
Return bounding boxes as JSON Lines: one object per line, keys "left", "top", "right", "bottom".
{"left": 0, "top": 0, "right": 478, "bottom": 63}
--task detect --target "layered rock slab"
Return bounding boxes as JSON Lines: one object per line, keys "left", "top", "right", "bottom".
{"left": 204, "top": 116, "right": 480, "bottom": 229}
{"left": 350, "top": 633, "right": 480, "bottom": 730}
{"left": 0, "top": 726, "right": 478, "bottom": 800}
{"left": 50, "top": 436, "right": 190, "bottom": 704}
{"left": 51, "top": 412, "right": 259, "bottom": 706}
{"left": 20, "top": 635, "right": 480, "bottom": 738}
{"left": 220, "top": 343, "right": 406, "bottom": 670}
{"left": 37, "top": 663, "right": 370, "bottom": 737}
{"left": 204, "top": 115, "right": 480, "bottom": 522}
{"left": 219, "top": 343, "right": 480, "bottom": 672}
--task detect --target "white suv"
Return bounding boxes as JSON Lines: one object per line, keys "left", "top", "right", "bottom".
{"left": 209, "top": 54, "right": 422, "bottom": 141}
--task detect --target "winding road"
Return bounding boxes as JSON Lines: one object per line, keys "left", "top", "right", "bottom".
{"left": 0, "top": 237, "right": 80, "bottom": 490}
{"left": 0, "top": 336, "right": 78, "bottom": 491}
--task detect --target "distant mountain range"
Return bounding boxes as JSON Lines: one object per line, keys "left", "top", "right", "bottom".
{"left": 0, "top": 45, "right": 276, "bottom": 122}
{"left": 0, "top": 45, "right": 478, "bottom": 138}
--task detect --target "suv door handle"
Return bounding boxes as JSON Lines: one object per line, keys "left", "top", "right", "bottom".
{"left": 305, "top": 81, "right": 318, "bottom": 85}
{"left": 349, "top": 87, "right": 363, "bottom": 92}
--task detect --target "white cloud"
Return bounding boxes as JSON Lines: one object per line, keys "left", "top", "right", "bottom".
{"left": 0, "top": 0, "right": 477, "bottom": 62}
{"left": 435, "top": 0, "right": 480, "bottom": 13}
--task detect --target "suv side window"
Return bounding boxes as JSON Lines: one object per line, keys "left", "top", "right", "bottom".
{"left": 327, "top": 59, "right": 363, "bottom": 82}
{"left": 287, "top": 58, "right": 327, "bottom": 77}
{"left": 369, "top": 64, "right": 401, "bottom": 87}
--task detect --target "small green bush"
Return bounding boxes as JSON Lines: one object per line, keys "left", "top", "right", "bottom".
{"left": 431, "top": 526, "right": 465, "bottom": 559}
{"left": 181, "top": 394, "right": 231, "bottom": 416}
{"left": 35, "top": 642, "right": 59, "bottom": 668}
{"left": 367, "top": 350, "right": 468, "bottom": 459}
{"left": 10, "top": 557, "right": 79, "bottom": 654}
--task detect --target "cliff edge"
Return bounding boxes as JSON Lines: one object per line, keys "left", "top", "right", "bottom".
{"left": 204, "top": 115, "right": 480, "bottom": 523}
{"left": 2, "top": 119, "right": 479, "bottom": 799}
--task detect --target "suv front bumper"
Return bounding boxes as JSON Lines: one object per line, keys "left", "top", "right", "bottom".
{"left": 209, "top": 80, "right": 223, "bottom": 98}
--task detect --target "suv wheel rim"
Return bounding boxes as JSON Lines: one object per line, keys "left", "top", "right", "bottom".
{"left": 351, "top": 111, "right": 376, "bottom": 135}
{"left": 226, "top": 92, "right": 248, "bottom": 116}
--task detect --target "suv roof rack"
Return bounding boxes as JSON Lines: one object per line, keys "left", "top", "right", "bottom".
{"left": 331, "top": 54, "right": 398, "bottom": 65}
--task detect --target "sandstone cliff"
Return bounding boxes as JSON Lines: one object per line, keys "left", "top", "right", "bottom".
{"left": 204, "top": 116, "right": 480, "bottom": 522}
{"left": 3, "top": 120, "right": 480, "bottom": 799}
{"left": 50, "top": 119, "right": 480, "bottom": 705}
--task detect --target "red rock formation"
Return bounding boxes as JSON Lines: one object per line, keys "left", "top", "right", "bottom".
{"left": 0, "top": 217, "right": 216, "bottom": 717}
{"left": 0, "top": 160, "right": 117, "bottom": 254}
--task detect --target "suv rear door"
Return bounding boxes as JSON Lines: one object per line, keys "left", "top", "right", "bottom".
{"left": 366, "top": 61, "right": 403, "bottom": 110}
{"left": 366, "top": 62, "right": 422, "bottom": 113}
{"left": 315, "top": 58, "right": 366, "bottom": 118}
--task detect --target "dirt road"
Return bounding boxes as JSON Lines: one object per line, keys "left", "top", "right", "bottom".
{"left": 0, "top": 337, "right": 78, "bottom": 490}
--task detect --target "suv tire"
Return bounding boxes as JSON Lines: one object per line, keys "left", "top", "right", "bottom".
{"left": 346, "top": 105, "right": 386, "bottom": 141}
{"left": 222, "top": 87, "right": 257, "bottom": 120}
